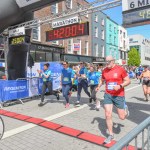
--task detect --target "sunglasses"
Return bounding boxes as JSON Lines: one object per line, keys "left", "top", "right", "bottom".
{"left": 106, "top": 60, "right": 114, "bottom": 64}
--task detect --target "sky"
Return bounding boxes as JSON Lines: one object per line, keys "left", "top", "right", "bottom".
{"left": 87, "top": 1, "right": 150, "bottom": 39}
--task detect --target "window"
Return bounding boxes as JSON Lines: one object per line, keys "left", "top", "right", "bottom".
{"left": 68, "top": 39, "right": 73, "bottom": 53}
{"left": 94, "top": 27, "right": 98, "bottom": 37}
{"left": 114, "top": 27, "right": 116, "bottom": 34}
{"left": 109, "top": 24, "right": 112, "bottom": 31}
{"left": 109, "top": 35, "right": 112, "bottom": 44}
{"left": 114, "top": 36, "right": 116, "bottom": 45}
{"left": 102, "top": 46, "right": 105, "bottom": 57}
{"left": 101, "top": 30, "right": 105, "bottom": 40}
{"left": 30, "top": 51, "right": 35, "bottom": 61}
{"left": 95, "top": 15, "right": 98, "bottom": 22}
{"left": 36, "top": 51, "right": 45, "bottom": 62}
{"left": 51, "top": 3, "right": 58, "bottom": 14}
{"left": 53, "top": 53, "right": 60, "bottom": 61}
{"left": 52, "top": 41, "right": 59, "bottom": 45}
{"left": 123, "top": 32, "right": 126, "bottom": 38}
{"left": 85, "top": 41, "right": 88, "bottom": 55}
{"left": 120, "top": 51, "right": 122, "bottom": 59}
{"left": 46, "top": 52, "right": 52, "bottom": 61}
{"left": 32, "top": 26, "right": 41, "bottom": 41}
{"left": 101, "top": 19, "right": 105, "bottom": 26}
{"left": 65, "top": 0, "right": 72, "bottom": 9}
{"left": 123, "top": 40, "right": 126, "bottom": 49}
{"left": 120, "top": 30, "right": 122, "bottom": 34}
{"left": 95, "top": 44, "right": 99, "bottom": 56}
{"left": 77, "top": 39, "right": 81, "bottom": 55}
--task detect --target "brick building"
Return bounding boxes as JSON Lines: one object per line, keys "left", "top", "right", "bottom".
{"left": 32, "top": 0, "right": 92, "bottom": 62}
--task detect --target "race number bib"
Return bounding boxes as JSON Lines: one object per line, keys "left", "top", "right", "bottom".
{"left": 90, "top": 80, "right": 95, "bottom": 85}
{"left": 63, "top": 77, "right": 69, "bottom": 82}
{"left": 107, "top": 82, "right": 117, "bottom": 90}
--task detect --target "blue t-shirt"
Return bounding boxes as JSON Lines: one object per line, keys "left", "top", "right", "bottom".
{"left": 62, "top": 68, "right": 73, "bottom": 85}
{"left": 79, "top": 67, "right": 88, "bottom": 75}
{"left": 42, "top": 70, "right": 52, "bottom": 82}
{"left": 87, "top": 71, "right": 100, "bottom": 85}
{"left": 138, "top": 67, "right": 143, "bottom": 76}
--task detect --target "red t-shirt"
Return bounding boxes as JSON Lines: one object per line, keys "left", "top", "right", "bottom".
{"left": 102, "top": 65, "right": 128, "bottom": 96}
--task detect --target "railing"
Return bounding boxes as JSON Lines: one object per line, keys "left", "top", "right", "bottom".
{"left": 109, "top": 116, "right": 150, "bottom": 150}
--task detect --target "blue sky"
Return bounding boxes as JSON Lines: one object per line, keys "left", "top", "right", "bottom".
{"left": 87, "top": 1, "right": 150, "bottom": 39}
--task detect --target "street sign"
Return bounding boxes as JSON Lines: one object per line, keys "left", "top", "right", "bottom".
{"left": 73, "top": 43, "right": 80, "bottom": 51}
{"left": 9, "top": 27, "right": 25, "bottom": 38}
{"left": 15, "top": 0, "right": 40, "bottom": 8}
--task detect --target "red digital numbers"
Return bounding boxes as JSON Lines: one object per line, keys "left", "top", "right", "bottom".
{"left": 46, "top": 22, "right": 89, "bottom": 41}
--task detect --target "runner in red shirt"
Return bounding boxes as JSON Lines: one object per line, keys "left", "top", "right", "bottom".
{"left": 96, "top": 56, "right": 131, "bottom": 144}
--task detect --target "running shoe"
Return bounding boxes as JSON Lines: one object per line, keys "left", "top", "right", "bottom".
{"left": 65, "top": 103, "right": 70, "bottom": 108}
{"left": 75, "top": 101, "right": 80, "bottom": 107}
{"left": 103, "top": 135, "right": 114, "bottom": 144}
{"left": 56, "top": 93, "right": 60, "bottom": 100}
{"left": 95, "top": 105, "right": 101, "bottom": 111}
{"left": 125, "top": 105, "right": 130, "bottom": 118}
{"left": 38, "top": 101, "right": 44, "bottom": 107}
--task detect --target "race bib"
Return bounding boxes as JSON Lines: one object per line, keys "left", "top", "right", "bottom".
{"left": 63, "top": 77, "right": 69, "bottom": 82}
{"left": 90, "top": 80, "right": 95, "bottom": 85}
{"left": 107, "top": 82, "right": 117, "bottom": 90}
{"left": 43, "top": 78, "right": 47, "bottom": 82}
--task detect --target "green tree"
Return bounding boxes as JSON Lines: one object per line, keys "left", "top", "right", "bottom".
{"left": 128, "top": 47, "right": 141, "bottom": 66}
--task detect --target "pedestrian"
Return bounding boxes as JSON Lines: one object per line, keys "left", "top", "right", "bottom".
{"left": 138, "top": 65, "right": 144, "bottom": 84}
{"left": 75, "top": 61, "right": 91, "bottom": 106}
{"left": 37, "top": 63, "right": 60, "bottom": 107}
{"left": 96, "top": 56, "right": 130, "bottom": 144}
{"left": 61, "top": 61, "right": 74, "bottom": 108}
{"left": 138, "top": 65, "right": 150, "bottom": 101}
{"left": 87, "top": 64, "right": 101, "bottom": 110}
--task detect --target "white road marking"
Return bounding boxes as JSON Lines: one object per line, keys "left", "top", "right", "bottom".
{"left": 2, "top": 84, "right": 141, "bottom": 139}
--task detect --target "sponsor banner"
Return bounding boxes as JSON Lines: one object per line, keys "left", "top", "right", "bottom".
{"left": 52, "top": 16, "right": 79, "bottom": 28}
{"left": 9, "top": 27, "right": 25, "bottom": 38}
{"left": 1, "top": 80, "right": 29, "bottom": 102}
{"left": 15, "top": 0, "right": 40, "bottom": 8}
{"left": 29, "top": 78, "right": 39, "bottom": 97}
{"left": 122, "top": 0, "right": 150, "bottom": 11}
{"left": 73, "top": 43, "right": 80, "bottom": 51}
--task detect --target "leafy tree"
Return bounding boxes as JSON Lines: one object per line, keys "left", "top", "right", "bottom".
{"left": 128, "top": 47, "right": 141, "bottom": 66}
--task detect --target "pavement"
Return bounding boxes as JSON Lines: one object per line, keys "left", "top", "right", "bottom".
{"left": 0, "top": 79, "right": 150, "bottom": 150}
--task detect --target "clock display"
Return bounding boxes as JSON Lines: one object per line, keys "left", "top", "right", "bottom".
{"left": 46, "top": 22, "right": 89, "bottom": 41}
{"left": 9, "top": 36, "right": 30, "bottom": 45}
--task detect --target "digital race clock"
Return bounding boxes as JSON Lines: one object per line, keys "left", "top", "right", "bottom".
{"left": 46, "top": 22, "right": 89, "bottom": 41}
{"left": 9, "top": 36, "right": 30, "bottom": 45}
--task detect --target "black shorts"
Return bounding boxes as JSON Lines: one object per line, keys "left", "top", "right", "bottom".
{"left": 142, "top": 80, "right": 150, "bottom": 87}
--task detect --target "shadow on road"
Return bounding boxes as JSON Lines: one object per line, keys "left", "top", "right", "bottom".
{"left": 131, "top": 96, "right": 147, "bottom": 102}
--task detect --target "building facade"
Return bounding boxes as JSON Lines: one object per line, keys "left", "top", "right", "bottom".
{"left": 106, "top": 17, "right": 119, "bottom": 61}
{"left": 129, "top": 35, "right": 150, "bottom": 65}
{"left": 118, "top": 26, "right": 128, "bottom": 65}
{"left": 91, "top": 11, "right": 106, "bottom": 59}
{"left": 33, "top": 0, "right": 92, "bottom": 63}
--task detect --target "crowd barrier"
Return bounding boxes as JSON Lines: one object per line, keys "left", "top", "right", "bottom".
{"left": 0, "top": 77, "right": 61, "bottom": 107}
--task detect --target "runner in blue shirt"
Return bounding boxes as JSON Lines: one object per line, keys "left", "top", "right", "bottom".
{"left": 75, "top": 62, "right": 91, "bottom": 106}
{"left": 61, "top": 61, "right": 74, "bottom": 108}
{"left": 138, "top": 65, "right": 144, "bottom": 84}
{"left": 87, "top": 64, "right": 101, "bottom": 110}
{"left": 37, "top": 63, "right": 59, "bottom": 106}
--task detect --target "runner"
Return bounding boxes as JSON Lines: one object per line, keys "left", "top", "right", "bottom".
{"left": 37, "top": 63, "right": 60, "bottom": 107}
{"left": 138, "top": 65, "right": 144, "bottom": 84}
{"left": 75, "top": 61, "right": 91, "bottom": 106}
{"left": 139, "top": 65, "right": 150, "bottom": 101}
{"left": 61, "top": 61, "right": 74, "bottom": 108}
{"left": 87, "top": 64, "right": 101, "bottom": 110}
{"left": 96, "top": 56, "right": 130, "bottom": 144}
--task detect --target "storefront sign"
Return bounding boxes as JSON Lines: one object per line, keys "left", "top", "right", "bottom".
{"left": 9, "top": 27, "right": 25, "bottom": 37}
{"left": 73, "top": 43, "right": 80, "bottom": 51}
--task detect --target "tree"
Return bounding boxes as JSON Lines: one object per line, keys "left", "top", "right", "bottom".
{"left": 128, "top": 47, "right": 141, "bottom": 66}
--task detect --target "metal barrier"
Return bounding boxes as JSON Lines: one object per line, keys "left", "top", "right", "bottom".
{"left": 109, "top": 116, "right": 150, "bottom": 150}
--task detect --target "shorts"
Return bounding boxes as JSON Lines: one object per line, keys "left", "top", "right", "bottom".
{"left": 142, "top": 80, "right": 150, "bottom": 87}
{"left": 103, "top": 93, "right": 126, "bottom": 109}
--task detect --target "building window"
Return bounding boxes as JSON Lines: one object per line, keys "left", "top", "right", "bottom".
{"left": 95, "top": 44, "right": 99, "bottom": 56}
{"left": 123, "top": 32, "right": 126, "bottom": 38}
{"left": 114, "top": 36, "right": 116, "bottom": 45}
{"left": 51, "top": 3, "right": 58, "bottom": 14}
{"left": 109, "top": 24, "right": 112, "bottom": 31}
{"left": 101, "top": 30, "right": 105, "bottom": 40}
{"left": 68, "top": 39, "right": 73, "bottom": 53}
{"left": 95, "top": 14, "right": 98, "bottom": 22}
{"left": 120, "top": 51, "right": 122, "bottom": 59}
{"left": 53, "top": 53, "right": 60, "bottom": 61}
{"left": 46, "top": 52, "right": 52, "bottom": 61}
{"left": 102, "top": 46, "right": 105, "bottom": 57}
{"left": 85, "top": 41, "right": 88, "bottom": 55}
{"left": 52, "top": 41, "right": 59, "bottom": 45}
{"left": 32, "top": 26, "right": 41, "bottom": 41}
{"left": 109, "top": 35, "right": 112, "bottom": 44}
{"left": 94, "top": 27, "right": 98, "bottom": 37}
{"left": 77, "top": 39, "right": 81, "bottom": 55}
{"left": 120, "top": 30, "right": 122, "bottom": 34}
{"left": 114, "top": 27, "right": 116, "bottom": 34}
{"left": 65, "top": 0, "right": 72, "bottom": 9}
{"left": 36, "top": 51, "right": 45, "bottom": 62}
{"left": 101, "top": 19, "right": 105, "bottom": 26}
{"left": 123, "top": 40, "right": 126, "bottom": 49}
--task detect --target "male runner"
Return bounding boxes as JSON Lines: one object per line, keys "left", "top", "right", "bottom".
{"left": 96, "top": 56, "right": 130, "bottom": 144}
